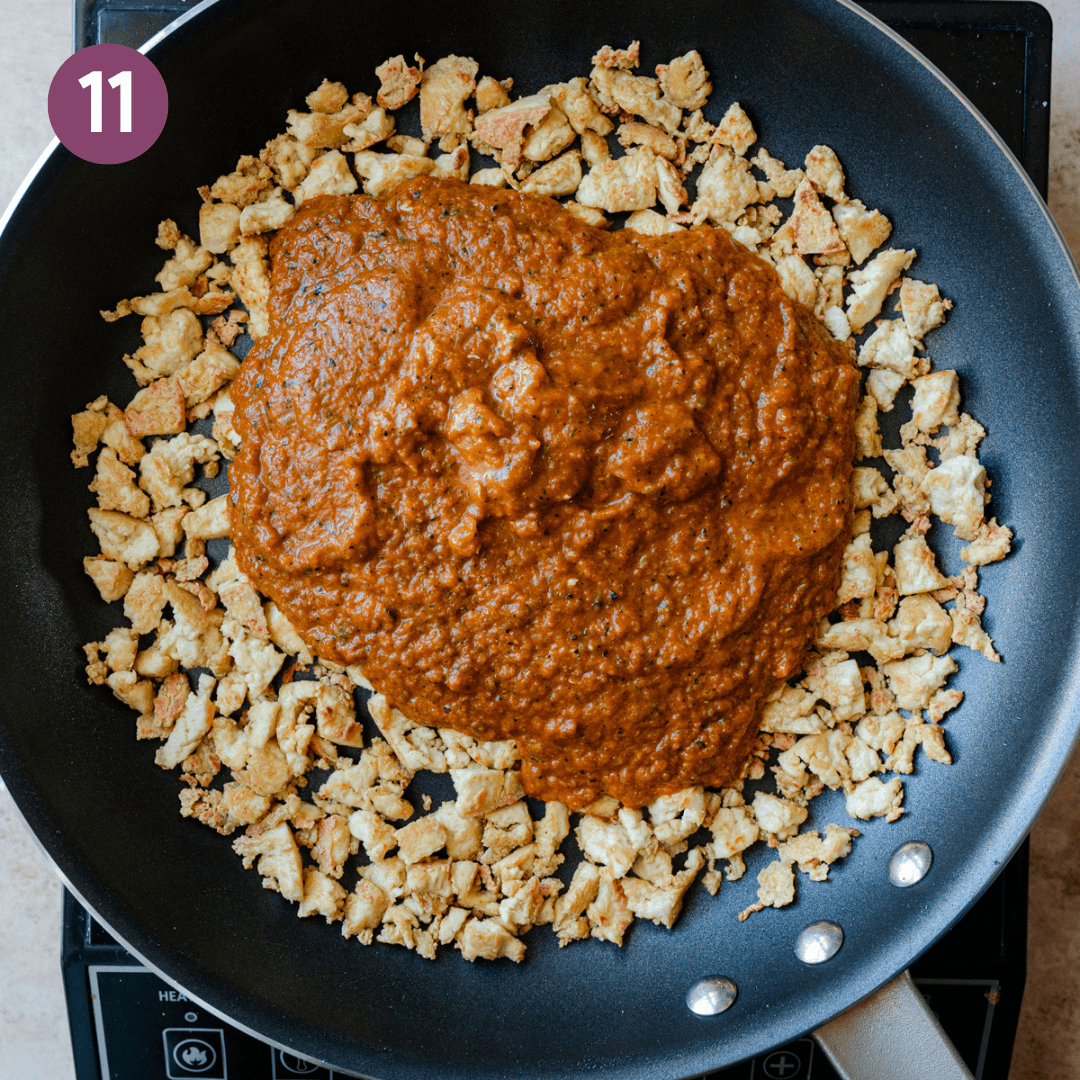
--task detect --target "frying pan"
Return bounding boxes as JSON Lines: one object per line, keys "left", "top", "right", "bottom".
{"left": 1, "top": 0, "right": 1078, "bottom": 1076}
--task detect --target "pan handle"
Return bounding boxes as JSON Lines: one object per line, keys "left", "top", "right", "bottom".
{"left": 813, "top": 970, "right": 974, "bottom": 1079}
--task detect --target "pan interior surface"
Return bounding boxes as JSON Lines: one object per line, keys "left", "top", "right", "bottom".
{"left": 0, "top": 1, "right": 1078, "bottom": 1077}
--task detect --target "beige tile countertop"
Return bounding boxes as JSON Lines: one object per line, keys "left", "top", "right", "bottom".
{"left": 0, "top": 2, "right": 1078, "bottom": 1078}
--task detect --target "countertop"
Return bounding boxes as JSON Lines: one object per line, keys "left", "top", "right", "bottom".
{"left": 1, "top": 2, "right": 1078, "bottom": 1077}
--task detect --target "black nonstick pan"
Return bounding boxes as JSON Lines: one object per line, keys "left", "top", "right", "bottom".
{"left": 1, "top": 1, "right": 1078, "bottom": 1076}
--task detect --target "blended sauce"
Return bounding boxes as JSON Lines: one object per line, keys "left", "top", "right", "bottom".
{"left": 229, "top": 178, "right": 859, "bottom": 809}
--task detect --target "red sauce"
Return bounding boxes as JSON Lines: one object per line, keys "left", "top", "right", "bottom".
{"left": 228, "top": 178, "right": 859, "bottom": 808}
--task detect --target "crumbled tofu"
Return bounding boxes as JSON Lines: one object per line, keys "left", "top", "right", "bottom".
{"left": 368, "top": 693, "right": 447, "bottom": 771}
{"left": 431, "top": 146, "right": 470, "bottom": 182}
{"left": 306, "top": 79, "right": 350, "bottom": 115}
{"left": 239, "top": 187, "right": 295, "bottom": 236}
{"left": 779, "top": 824, "right": 857, "bottom": 881}
{"left": 837, "top": 532, "right": 878, "bottom": 603}
{"left": 226, "top": 621, "right": 284, "bottom": 700}
{"left": 713, "top": 102, "right": 756, "bottom": 157}
{"left": 909, "top": 370, "right": 960, "bottom": 433}
{"left": 890, "top": 595, "right": 953, "bottom": 655}
{"left": 106, "top": 669, "right": 155, "bottom": 713}
{"left": 845, "top": 777, "right": 905, "bottom": 822}
{"left": 847, "top": 249, "right": 917, "bottom": 330}
{"left": 176, "top": 338, "right": 241, "bottom": 408}
{"left": 419, "top": 55, "right": 478, "bottom": 144}
{"left": 88, "top": 508, "right": 160, "bottom": 569}
{"left": 576, "top": 815, "right": 640, "bottom": 877}
{"left": 564, "top": 200, "right": 610, "bottom": 228}
{"left": 656, "top": 50, "right": 711, "bottom": 110}
{"left": 342, "top": 107, "right": 396, "bottom": 153}
{"left": 624, "top": 847, "right": 703, "bottom": 928}
{"left": 624, "top": 208, "right": 683, "bottom": 236}
{"left": 229, "top": 236, "right": 271, "bottom": 338}
{"left": 138, "top": 432, "right": 218, "bottom": 512}
{"left": 124, "top": 378, "right": 187, "bottom": 438}
{"left": 586, "top": 868, "right": 634, "bottom": 945}
{"left": 375, "top": 55, "right": 423, "bottom": 110}
{"left": 804, "top": 145, "right": 846, "bottom": 201}
{"left": 801, "top": 654, "right": 866, "bottom": 721}
{"left": 951, "top": 606, "right": 1000, "bottom": 662}
{"left": 89, "top": 448, "right": 150, "bottom": 518}
{"left": 395, "top": 817, "right": 447, "bottom": 864}
{"left": 693, "top": 146, "right": 769, "bottom": 225}
{"left": 618, "top": 121, "right": 677, "bottom": 160}
{"left": 960, "top": 519, "right": 1013, "bottom": 566}
{"left": 750, "top": 149, "right": 803, "bottom": 199}
{"left": 654, "top": 156, "right": 688, "bottom": 215}
{"left": 775, "top": 253, "right": 820, "bottom": 309}
{"left": 592, "top": 64, "right": 681, "bottom": 135}
{"left": 71, "top": 398, "right": 110, "bottom": 468}
{"left": 893, "top": 535, "right": 951, "bottom": 595}
{"left": 458, "top": 917, "right": 525, "bottom": 962}
{"left": 183, "top": 494, "right": 230, "bottom": 540}
{"left": 260, "top": 135, "right": 314, "bottom": 192}
{"left": 125, "top": 309, "right": 204, "bottom": 385}
{"left": 297, "top": 868, "right": 347, "bottom": 922}
{"left": 575, "top": 148, "right": 658, "bottom": 213}
{"left": 470, "top": 168, "right": 507, "bottom": 188}
{"left": 156, "top": 235, "right": 213, "bottom": 292}
{"left": 938, "top": 413, "right": 987, "bottom": 462}
{"left": 353, "top": 150, "right": 436, "bottom": 198}
{"left": 451, "top": 766, "right": 524, "bottom": 818}
{"left": 287, "top": 101, "right": 370, "bottom": 151}
{"left": 522, "top": 103, "right": 576, "bottom": 163}
{"left": 738, "top": 860, "right": 796, "bottom": 920}
{"left": 790, "top": 178, "right": 845, "bottom": 255}
{"left": 751, "top": 792, "right": 808, "bottom": 840}
{"left": 919, "top": 455, "right": 987, "bottom": 541}
{"left": 475, "top": 75, "right": 511, "bottom": 114}
{"left": 822, "top": 304, "right": 852, "bottom": 342}
{"left": 294, "top": 150, "right": 358, "bottom": 204}
{"left": 648, "top": 787, "right": 707, "bottom": 846}
{"left": 473, "top": 94, "right": 551, "bottom": 169}
{"left": 342, "top": 879, "right": 390, "bottom": 941}
{"left": 520, "top": 150, "right": 582, "bottom": 198}
{"left": 832, "top": 199, "right": 892, "bottom": 265}
{"left": 233, "top": 822, "right": 304, "bottom": 901}
{"left": 709, "top": 805, "right": 760, "bottom": 861}
{"left": 155, "top": 679, "right": 216, "bottom": 769}
{"left": 551, "top": 78, "right": 613, "bottom": 137}
{"left": 198, "top": 203, "right": 243, "bottom": 254}
{"left": 83, "top": 557, "right": 135, "bottom": 603}
{"left": 900, "top": 278, "right": 952, "bottom": 342}
{"left": 210, "top": 156, "right": 273, "bottom": 206}
{"left": 858, "top": 319, "right": 919, "bottom": 380}
{"left": 882, "top": 653, "right": 958, "bottom": 710}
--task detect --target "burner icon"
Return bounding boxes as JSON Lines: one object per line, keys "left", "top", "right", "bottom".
{"left": 162, "top": 1028, "right": 227, "bottom": 1079}
{"left": 181, "top": 1044, "right": 211, "bottom": 1067}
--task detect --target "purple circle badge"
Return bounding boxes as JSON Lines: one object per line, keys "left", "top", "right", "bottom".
{"left": 48, "top": 44, "right": 168, "bottom": 164}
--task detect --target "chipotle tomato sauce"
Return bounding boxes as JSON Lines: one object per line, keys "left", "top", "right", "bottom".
{"left": 228, "top": 178, "right": 859, "bottom": 809}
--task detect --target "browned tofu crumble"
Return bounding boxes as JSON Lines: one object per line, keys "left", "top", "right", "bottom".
{"left": 75, "top": 46, "right": 1011, "bottom": 961}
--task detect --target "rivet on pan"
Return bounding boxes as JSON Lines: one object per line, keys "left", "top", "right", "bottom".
{"left": 889, "top": 841, "right": 933, "bottom": 887}
{"left": 686, "top": 976, "right": 737, "bottom": 1016}
{"left": 794, "top": 921, "right": 844, "bottom": 964}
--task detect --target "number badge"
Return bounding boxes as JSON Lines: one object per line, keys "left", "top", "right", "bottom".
{"left": 48, "top": 43, "right": 168, "bottom": 164}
